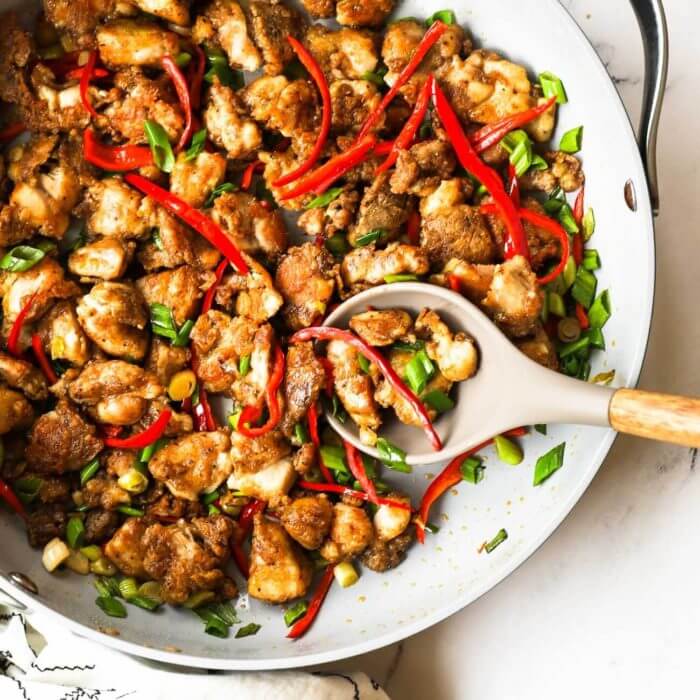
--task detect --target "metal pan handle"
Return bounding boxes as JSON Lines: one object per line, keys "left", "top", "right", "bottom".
{"left": 630, "top": 0, "right": 668, "bottom": 216}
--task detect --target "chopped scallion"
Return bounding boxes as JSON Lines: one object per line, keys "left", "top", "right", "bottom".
{"left": 460, "top": 456, "right": 484, "bottom": 484}
{"left": 426, "top": 9, "right": 456, "bottom": 25}
{"left": 284, "top": 601, "right": 308, "bottom": 627}
{"left": 501, "top": 130, "right": 534, "bottom": 177}
{"left": 494, "top": 435, "right": 524, "bottom": 466}
{"left": 533, "top": 442, "right": 566, "bottom": 485}
{"left": 543, "top": 186, "right": 566, "bottom": 215}
{"left": 239, "top": 354, "right": 251, "bottom": 376}
{"left": 326, "top": 233, "right": 349, "bottom": 257}
{"left": 558, "top": 203, "right": 580, "bottom": 234}
{"left": 539, "top": 71, "right": 568, "bottom": 104}
{"left": 376, "top": 437, "right": 411, "bottom": 472}
{"left": 582, "top": 249, "right": 601, "bottom": 271}
{"left": 484, "top": 528, "right": 508, "bottom": 553}
{"left": 405, "top": 349, "right": 435, "bottom": 395}
{"left": 66, "top": 516, "right": 85, "bottom": 549}
{"left": 558, "top": 335, "right": 590, "bottom": 359}
{"left": 144, "top": 120, "right": 175, "bottom": 174}
{"left": 235, "top": 622, "right": 261, "bottom": 638}
{"left": 294, "top": 422, "right": 309, "bottom": 445}
{"left": 305, "top": 187, "right": 344, "bottom": 210}
{"left": 13, "top": 476, "right": 43, "bottom": 505}
{"left": 185, "top": 128, "right": 207, "bottom": 161}
{"left": 547, "top": 291, "right": 566, "bottom": 318}
{"left": 173, "top": 319, "right": 194, "bottom": 348}
{"left": 571, "top": 267, "right": 597, "bottom": 309}
{"left": 139, "top": 438, "right": 167, "bottom": 464}
{"left": 583, "top": 327, "right": 605, "bottom": 350}
{"left": 128, "top": 595, "right": 162, "bottom": 612}
{"left": 353, "top": 229, "right": 384, "bottom": 247}
{"left": 384, "top": 273, "right": 419, "bottom": 283}
{"left": 357, "top": 354, "right": 371, "bottom": 374}
{"left": 80, "top": 458, "right": 100, "bottom": 486}
{"left": 96, "top": 596, "right": 127, "bottom": 618}
{"left": 319, "top": 445, "right": 348, "bottom": 473}
{"left": 559, "top": 125, "right": 583, "bottom": 154}
{"left": 582, "top": 207, "right": 596, "bottom": 241}
{"left": 423, "top": 389, "right": 455, "bottom": 414}
{"left": 534, "top": 424, "right": 547, "bottom": 435}
{"left": 0, "top": 242, "right": 54, "bottom": 272}
{"left": 205, "top": 182, "right": 237, "bottom": 207}
{"left": 588, "top": 290, "right": 611, "bottom": 329}
{"left": 392, "top": 340, "right": 425, "bottom": 353}
{"left": 116, "top": 506, "right": 145, "bottom": 517}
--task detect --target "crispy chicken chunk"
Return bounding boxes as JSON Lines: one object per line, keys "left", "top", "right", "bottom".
{"left": 390, "top": 140, "right": 456, "bottom": 197}
{"left": 297, "top": 187, "right": 359, "bottom": 240}
{"left": 0, "top": 387, "right": 33, "bottom": 435}
{"left": 248, "top": 1, "right": 303, "bottom": 75}
{"left": 132, "top": 0, "right": 190, "bottom": 24}
{"left": 148, "top": 431, "right": 233, "bottom": 501}
{"left": 204, "top": 80, "right": 263, "bottom": 160}
{"left": 0, "top": 352, "right": 49, "bottom": 400}
{"left": 193, "top": 0, "right": 262, "bottom": 72}
{"left": 519, "top": 151, "right": 585, "bottom": 193}
{"left": 515, "top": 324, "right": 559, "bottom": 371}
{"left": 68, "top": 237, "right": 134, "bottom": 281}
{"left": 330, "top": 80, "right": 383, "bottom": 134}
{"left": 327, "top": 339, "right": 381, "bottom": 445}
{"left": 26, "top": 504, "right": 68, "bottom": 549}
{"left": 275, "top": 243, "right": 338, "bottom": 330}
{"left": 348, "top": 172, "right": 409, "bottom": 246}
{"left": 76, "top": 282, "right": 149, "bottom": 361}
{"left": 281, "top": 494, "right": 334, "bottom": 550}
{"left": 142, "top": 516, "right": 237, "bottom": 604}
{"left": 373, "top": 493, "right": 411, "bottom": 541}
{"left": 211, "top": 191, "right": 288, "bottom": 261}
{"left": 43, "top": 0, "right": 122, "bottom": 48}
{"left": 304, "top": 25, "right": 378, "bottom": 80}
{"left": 336, "top": 0, "right": 395, "bottom": 27}
{"left": 68, "top": 360, "right": 163, "bottom": 426}
{"left": 97, "top": 20, "right": 180, "bottom": 68}
{"left": 361, "top": 530, "right": 413, "bottom": 572}
{"left": 281, "top": 342, "right": 326, "bottom": 436}
{"left": 36, "top": 301, "right": 91, "bottom": 368}
{"left": 105, "top": 518, "right": 150, "bottom": 578}
{"left": 80, "top": 473, "right": 131, "bottom": 511}
{"left": 349, "top": 309, "right": 413, "bottom": 347}
{"left": 248, "top": 514, "right": 313, "bottom": 603}
{"left": 25, "top": 399, "right": 103, "bottom": 474}
{"left": 320, "top": 502, "right": 373, "bottom": 563}
{"left": 136, "top": 266, "right": 215, "bottom": 327}
{"left": 145, "top": 340, "right": 190, "bottom": 387}
{"left": 170, "top": 151, "right": 227, "bottom": 208}
{"left": 300, "top": 0, "right": 334, "bottom": 17}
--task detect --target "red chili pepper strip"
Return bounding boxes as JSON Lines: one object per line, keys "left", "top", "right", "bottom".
{"left": 42, "top": 51, "right": 82, "bottom": 78}
{"left": 103, "top": 409, "right": 172, "bottom": 448}
{"left": 573, "top": 186, "right": 585, "bottom": 225}
{"left": 65, "top": 66, "right": 110, "bottom": 80}
{"left": 432, "top": 82, "right": 529, "bottom": 262}
{"left": 291, "top": 327, "right": 442, "bottom": 451}
{"left": 318, "top": 356, "right": 334, "bottom": 398}
{"left": 193, "top": 387, "right": 217, "bottom": 431}
{"left": 162, "top": 55, "right": 193, "bottom": 153}
{"left": 273, "top": 36, "right": 332, "bottom": 188}
{"left": 373, "top": 140, "right": 395, "bottom": 157}
{"left": 280, "top": 135, "right": 377, "bottom": 201}
{"left": 572, "top": 186, "right": 585, "bottom": 266}
{"left": 31, "top": 334, "right": 57, "bottom": 385}
{"left": 376, "top": 75, "right": 434, "bottom": 175}
{"left": 80, "top": 50, "right": 100, "bottom": 119}
{"left": 0, "top": 479, "right": 26, "bottom": 520}
{"left": 507, "top": 163, "right": 520, "bottom": 208}
{"left": 471, "top": 96, "right": 557, "bottom": 153}
{"left": 231, "top": 499, "right": 266, "bottom": 578}
{"left": 241, "top": 161, "right": 263, "bottom": 191}
{"left": 415, "top": 426, "right": 528, "bottom": 543}
{"left": 0, "top": 123, "right": 26, "bottom": 144}
{"left": 7, "top": 293, "right": 36, "bottom": 358}
{"left": 575, "top": 303, "right": 590, "bottom": 330}
{"left": 201, "top": 259, "right": 228, "bottom": 314}
{"left": 231, "top": 542, "right": 250, "bottom": 578}
{"left": 83, "top": 129, "right": 153, "bottom": 172}
{"left": 189, "top": 45, "right": 206, "bottom": 110}
{"left": 343, "top": 439, "right": 379, "bottom": 504}
{"left": 355, "top": 20, "right": 448, "bottom": 142}
{"left": 447, "top": 273, "right": 461, "bottom": 293}
{"left": 572, "top": 232, "right": 583, "bottom": 267}
{"left": 306, "top": 403, "right": 335, "bottom": 482}
{"left": 297, "top": 481, "right": 412, "bottom": 511}
{"left": 287, "top": 564, "right": 335, "bottom": 639}
{"left": 518, "top": 208, "right": 571, "bottom": 286}
{"left": 238, "top": 345, "right": 286, "bottom": 438}
{"left": 406, "top": 210, "right": 421, "bottom": 246}
{"left": 124, "top": 174, "right": 249, "bottom": 274}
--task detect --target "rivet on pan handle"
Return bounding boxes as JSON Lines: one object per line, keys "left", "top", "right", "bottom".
{"left": 630, "top": 0, "right": 668, "bottom": 217}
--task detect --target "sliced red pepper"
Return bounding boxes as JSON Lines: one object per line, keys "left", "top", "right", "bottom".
{"left": 572, "top": 232, "right": 584, "bottom": 267}
{"left": 201, "top": 259, "right": 228, "bottom": 314}
{"left": 80, "top": 50, "right": 100, "bottom": 119}
{"left": 373, "top": 140, "right": 395, "bottom": 157}
{"left": 406, "top": 210, "right": 421, "bottom": 246}
{"left": 297, "top": 481, "right": 412, "bottom": 511}
{"left": 355, "top": 20, "right": 448, "bottom": 142}
{"left": 42, "top": 50, "right": 82, "bottom": 78}
{"left": 575, "top": 303, "right": 590, "bottom": 330}
{"left": 572, "top": 186, "right": 585, "bottom": 265}
{"left": 162, "top": 55, "right": 193, "bottom": 153}
{"left": 0, "top": 122, "right": 26, "bottom": 144}
{"left": 432, "top": 81, "right": 529, "bottom": 262}
{"left": 31, "top": 334, "right": 57, "bottom": 385}
{"left": 507, "top": 162, "right": 520, "bottom": 208}
{"left": 124, "top": 174, "right": 249, "bottom": 274}
{"left": 447, "top": 273, "right": 461, "bottom": 293}
{"left": 238, "top": 345, "right": 285, "bottom": 438}
{"left": 318, "top": 356, "right": 334, "bottom": 398}
{"left": 287, "top": 564, "right": 335, "bottom": 639}
{"left": 280, "top": 135, "right": 377, "bottom": 201}
{"left": 290, "top": 327, "right": 442, "bottom": 451}
{"left": 343, "top": 439, "right": 379, "bottom": 504}
{"left": 241, "top": 160, "right": 263, "bottom": 191}
{"left": 415, "top": 427, "right": 528, "bottom": 543}
{"left": 471, "top": 96, "right": 557, "bottom": 153}
{"left": 65, "top": 66, "right": 110, "bottom": 81}
{"left": 375, "top": 75, "right": 434, "bottom": 175}
{"left": 188, "top": 45, "right": 206, "bottom": 111}
{"left": 193, "top": 386, "right": 217, "bottom": 431}
{"left": 83, "top": 129, "right": 153, "bottom": 171}
{"left": 0, "top": 479, "right": 27, "bottom": 520}
{"left": 7, "top": 293, "right": 36, "bottom": 358}
{"left": 307, "top": 402, "right": 321, "bottom": 447}
{"left": 103, "top": 409, "right": 172, "bottom": 448}
{"left": 272, "top": 36, "right": 332, "bottom": 188}
{"left": 573, "top": 186, "right": 585, "bottom": 225}
{"left": 519, "top": 208, "right": 570, "bottom": 286}
{"left": 231, "top": 499, "right": 266, "bottom": 578}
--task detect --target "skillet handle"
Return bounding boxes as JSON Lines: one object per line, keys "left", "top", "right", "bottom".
{"left": 629, "top": 0, "right": 668, "bottom": 216}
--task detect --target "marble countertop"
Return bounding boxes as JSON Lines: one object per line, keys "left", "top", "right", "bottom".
{"left": 315, "top": 1, "right": 699, "bottom": 696}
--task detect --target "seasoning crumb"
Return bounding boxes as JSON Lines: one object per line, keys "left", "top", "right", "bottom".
{"left": 425, "top": 472, "right": 435, "bottom": 480}
{"left": 440, "top": 513, "right": 449, "bottom": 521}
{"left": 358, "top": 595, "right": 366, "bottom": 603}
{"left": 98, "top": 626, "right": 120, "bottom": 637}
{"left": 450, "top": 488, "right": 458, "bottom": 496}
{"left": 163, "top": 645, "right": 182, "bottom": 653}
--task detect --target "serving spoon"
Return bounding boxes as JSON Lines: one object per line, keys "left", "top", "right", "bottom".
{"left": 322, "top": 282, "right": 700, "bottom": 465}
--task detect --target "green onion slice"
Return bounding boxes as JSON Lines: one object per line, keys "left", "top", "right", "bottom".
{"left": 582, "top": 207, "right": 596, "bottom": 241}
{"left": 173, "top": 319, "right": 194, "bottom": 348}
{"left": 294, "top": 422, "right": 309, "bottom": 445}
{"left": 354, "top": 229, "right": 384, "bottom": 247}
{"left": 175, "top": 52, "right": 192, "bottom": 67}
{"left": 357, "top": 354, "right": 371, "bottom": 374}
{"left": 326, "top": 233, "right": 349, "bottom": 258}
{"left": 582, "top": 249, "right": 601, "bottom": 271}
{"left": 94, "top": 576, "right": 121, "bottom": 598}
{"left": 494, "top": 435, "right": 524, "bottom": 466}
{"left": 533, "top": 442, "right": 566, "bottom": 485}
{"left": 305, "top": 187, "right": 344, "bottom": 210}
{"left": 588, "top": 290, "right": 611, "bottom": 329}
{"left": 571, "top": 267, "right": 597, "bottom": 309}
{"left": 128, "top": 595, "right": 162, "bottom": 611}
{"left": 460, "top": 456, "right": 484, "bottom": 484}
{"left": 584, "top": 327, "right": 605, "bottom": 350}
{"left": 116, "top": 506, "right": 145, "bottom": 517}
{"left": 144, "top": 120, "right": 175, "bottom": 174}
{"left": 534, "top": 424, "right": 547, "bottom": 435}
{"left": 558, "top": 335, "right": 591, "bottom": 359}
{"left": 284, "top": 601, "right": 308, "bottom": 627}
{"left": 543, "top": 186, "right": 566, "bottom": 215}
{"left": 426, "top": 9, "right": 455, "bottom": 25}
{"left": 423, "top": 389, "right": 455, "bottom": 414}
{"left": 590, "top": 370, "right": 615, "bottom": 386}
{"left": 376, "top": 437, "right": 411, "bottom": 472}
{"left": 361, "top": 66, "right": 388, "bottom": 86}
{"left": 392, "top": 340, "right": 425, "bottom": 353}
{"left": 500, "top": 130, "right": 534, "bottom": 177}
{"left": 530, "top": 154, "right": 549, "bottom": 171}
{"left": 96, "top": 596, "right": 127, "bottom": 618}
{"left": 235, "top": 622, "right": 261, "bottom": 638}
{"left": 559, "top": 126, "right": 583, "bottom": 154}
{"left": 80, "top": 458, "right": 100, "bottom": 486}
{"left": 0, "top": 242, "right": 54, "bottom": 272}
{"left": 66, "top": 516, "right": 85, "bottom": 549}
{"left": 205, "top": 182, "right": 237, "bottom": 207}
{"left": 384, "top": 274, "right": 419, "bottom": 283}
{"left": 558, "top": 203, "right": 580, "bottom": 234}
{"left": 118, "top": 577, "right": 139, "bottom": 600}
{"left": 139, "top": 438, "right": 167, "bottom": 464}
{"left": 484, "top": 528, "right": 508, "bottom": 553}
{"left": 239, "top": 354, "right": 251, "bottom": 376}
{"left": 13, "top": 476, "right": 43, "bottom": 504}
{"left": 539, "top": 71, "right": 568, "bottom": 104}
{"left": 319, "top": 445, "right": 348, "bottom": 473}
{"left": 404, "top": 349, "right": 435, "bottom": 395}
{"left": 185, "top": 128, "right": 207, "bottom": 161}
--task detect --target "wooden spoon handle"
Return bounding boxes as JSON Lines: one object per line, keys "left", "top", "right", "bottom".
{"left": 609, "top": 388, "right": 700, "bottom": 447}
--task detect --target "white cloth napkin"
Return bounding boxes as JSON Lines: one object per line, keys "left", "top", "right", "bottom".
{"left": 0, "top": 605, "right": 389, "bottom": 699}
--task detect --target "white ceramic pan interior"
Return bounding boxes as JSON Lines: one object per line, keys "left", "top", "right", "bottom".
{"left": 0, "top": 0, "right": 658, "bottom": 670}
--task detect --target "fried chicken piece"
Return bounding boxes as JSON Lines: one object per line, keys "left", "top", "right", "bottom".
{"left": 43, "top": 0, "right": 123, "bottom": 48}
{"left": 300, "top": 0, "right": 334, "bottom": 17}
{"left": 275, "top": 243, "right": 338, "bottom": 330}
{"left": 373, "top": 492, "right": 411, "bottom": 541}
{"left": 132, "top": 0, "right": 190, "bottom": 24}
{"left": 281, "top": 494, "right": 334, "bottom": 550}
{"left": 204, "top": 79, "right": 263, "bottom": 160}
{"left": 514, "top": 324, "right": 559, "bottom": 371}
{"left": 148, "top": 431, "right": 233, "bottom": 501}
{"left": 26, "top": 504, "right": 68, "bottom": 549}
{"left": 192, "top": 0, "right": 262, "bottom": 72}
{"left": 76, "top": 282, "right": 149, "bottom": 361}
{"left": 0, "top": 387, "right": 33, "bottom": 435}
{"left": 281, "top": 341, "right": 326, "bottom": 436}
{"left": 349, "top": 309, "right": 413, "bottom": 347}
{"left": 389, "top": 140, "right": 456, "bottom": 197}
{"left": 248, "top": 0, "right": 303, "bottom": 76}
{"left": 170, "top": 151, "right": 227, "bottom": 208}
{"left": 84, "top": 509, "right": 120, "bottom": 544}
{"left": 145, "top": 338, "right": 191, "bottom": 387}
{"left": 329, "top": 79, "right": 383, "bottom": 134}
{"left": 519, "top": 151, "right": 585, "bottom": 193}
{"left": 361, "top": 530, "right": 413, "bottom": 572}
{"left": 327, "top": 339, "right": 381, "bottom": 446}
{"left": 97, "top": 19, "right": 180, "bottom": 68}
{"left": 297, "top": 187, "right": 359, "bottom": 240}
{"left": 248, "top": 514, "right": 313, "bottom": 603}
{"left": 25, "top": 399, "right": 103, "bottom": 474}
{"left": 257, "top": 139, "right": 317, "bottom": 210}
{"left": 336, "top": 0, "right": 395, "bottom": 27}
{"left": 304, "top": 24, "right": 378, "bottom": 81}
{"left": 105, "top": 518, "right": 150, "bottom": 578}
{"left": 320, "top": 502, "right": 373, "bottom": 563}
{"left": 348, "top": 172, "right": 408, "bottom": 247}
{"left": 68, "top": 237, "right": 134, "bottom": 281}
{"left": 67, "top": 360, "right": 163, "bottom": 426}
{"left": 36, "top": 301, "right": 91, "bottom": 368}
{"left": 0, "top": 351, "right": 49, "bottom": 400}
{"left": 211, "top": 191, "right": 288, "bottom": 261}
{"left": 80, "top": 474, "right": 131, "bottom": 511}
